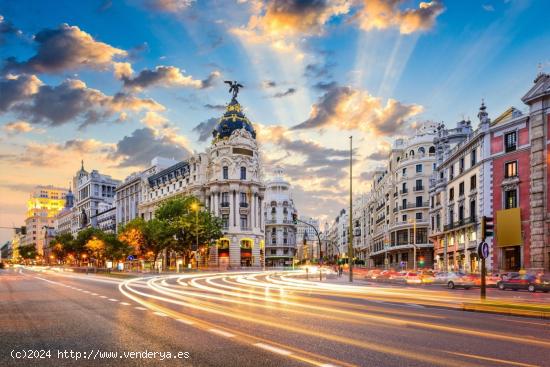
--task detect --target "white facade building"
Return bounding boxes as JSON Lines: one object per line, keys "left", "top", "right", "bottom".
{"left": 263, "top": 167, "right": 297, "bottom": 266}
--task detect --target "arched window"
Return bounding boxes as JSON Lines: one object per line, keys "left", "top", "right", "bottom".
{"left": 418, "top": 147, "right": 425, "bottom": 155}
{"left": 222, "top": 166, "right": 228, "bottom": 179}
{"left": 396, "top": 157, "right": 400, "bottom": 163}
{"left": 409, "top": 150, "right": 415, "bottom": 157}
{"left": 240, "top": 167, "right": 246, "bottom": 180}
{"left": 429, "top": 146, "right": 436, "bottom": 154}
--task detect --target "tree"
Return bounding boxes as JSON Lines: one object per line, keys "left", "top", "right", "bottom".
{"left": 18, "top": 244, "right": 37, "bottom": 264}
{"left": 85, "top": 236, "right": 106, "bottom": 267}
{"left": 156, "top": 196, "right": 223, "bottom": 265}
{"left": 73, "top": 227, "right": 104, "bottom": 265}
{"left": 49, "top": 233, "right": 74, "bottom": 262}
{"left": 104, "top": 233, "right": 132, "bottom": 263}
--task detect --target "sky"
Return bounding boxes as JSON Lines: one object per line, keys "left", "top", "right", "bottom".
{"left": 1, "top": 0, "right": 549, "bottom": 243}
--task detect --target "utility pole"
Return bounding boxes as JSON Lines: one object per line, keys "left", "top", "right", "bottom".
{"left": 349, "top": 136, "right": 353, "bottom": 283}
{"left": 413, "top": 218, "right": 417, "bottom": 271}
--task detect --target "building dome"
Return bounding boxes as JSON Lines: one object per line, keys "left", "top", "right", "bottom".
{"left": 212, "top": 99, "right": 256, "bottom": 141}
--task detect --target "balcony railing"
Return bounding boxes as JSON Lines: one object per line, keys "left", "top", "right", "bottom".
{"left": 221, "top": 202, "right": 230, "bottom": 207}
{"left": 443, "top": 216, "right": 477, "bottom": 231}
{"left": 414, "top": 185, "right": 424, "bottom": 191}
{"left": 376, "top": 203, "right": 385, "bottom": 211}
{"left": 399, "top": 202, "right": 429, "bottom": 210}
{"left": 400, "top": 189, "right": 408, "bottom": 194}
{"left": 240, "top": 202, "right": 249, "bottom": 208}
{"left": 375, "top": 216, "right": 386, "bottom": 224}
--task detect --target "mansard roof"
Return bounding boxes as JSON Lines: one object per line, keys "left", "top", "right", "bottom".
{"left": 147, "top": 161, "right": 190, "bottom": 187}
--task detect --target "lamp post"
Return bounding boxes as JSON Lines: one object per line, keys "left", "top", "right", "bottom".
{"left": 191, "top": 201, "right": 200, "bottom": 270}
{"left": 408, "top": 218, "right": 418, "bottom": 271}
{"left": 349, "top": 135, "right": 353, "bottom": 282}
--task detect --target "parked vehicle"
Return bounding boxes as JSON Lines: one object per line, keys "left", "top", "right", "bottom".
{"left": 444, "top": 272, "right": 475, "bottom": 289}
{"left": 497, "top": 274, "right": 550, "bottom": 292}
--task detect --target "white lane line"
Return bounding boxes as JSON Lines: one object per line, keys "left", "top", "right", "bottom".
{"left": 253, "top": 343, "right": 292, "bottom": 356}
{"left": 208, "top": 328, "right": 235, "bottom": 338}
{"left": 82, "top": 290, "right": 91, "bottom": 293}
{"left": 99, "top": 296, "right": 107, "bottom": 298}
{"left": 153, "top": 312, "right": 168, "bottom": 317}
{"left": 404, "top": 303, "right": 425, "bottom": 308}
{"left": 108, "top": 298, "right": 118, "bottom": 302}
{"left": 176, "top": 318, "right": 194, "bottom": 325}
{"left": 134, "top": 307, "right": 147, "bottom": 311}
{"left": 320, "top": 364, "right": 340, "bottom": 367}
{"left": 120, "top": 302, "right": 130, "bottom": 306}
{"left": 91, "top": 293, "right": 98, "bottom": 296}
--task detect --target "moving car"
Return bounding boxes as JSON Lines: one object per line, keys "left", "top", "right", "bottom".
{"left": 443, "top": 272, "right": 475, "bottom": 289}
{"left": 497, "top": 274, "right": 550, "bottom": 292}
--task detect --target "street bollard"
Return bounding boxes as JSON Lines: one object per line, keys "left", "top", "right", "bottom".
{"left": 306, "top": 267, "right": 309, "bottom": 280}
{"left": 319, "top": 268, "right": 322, "bottom": 282}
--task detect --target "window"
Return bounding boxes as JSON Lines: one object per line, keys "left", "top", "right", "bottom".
{"left": 505, "top": 189, "right": 517, "bottom": 209}
{"left": 505, "top": 131, "right": 517, "bottom": 152}
{"left": 470, "top": 175, "right": 477, "bottom": 190}
{"left": 240, "top": 215, "right": 248, "bottom": 229}
{"left": 459, "top": 158, "right": 465, "bottom": 173}
{"left": 402, "top": 182, "right": 407, "bottom": 193}
{"left": 449, "top": 165, "right": 454, "bottom": 180}
{"left": 402, "top": 199, "right": 407, "bottom": 208}
{"left": 222, "top": 214, "right": 229, "bottom": 229}
{"left": 221, "top": 192, "right": 229, "bottom": 206}
{"left": 458, "top": 205, "right": 464, "bottom": 221}
{"left": 459, "top": 182, "right": 465, "bottom": 196}
{"left": 402, "top": 168, "right": 406, "bottom": 176}
{"left": 271, "top": 237, "right": 276, "bottom": 244}
{"left": 240, "top": 192, "right": 247, "bottom": 204}
{"left": 416, "top": 196, "right": 423, "bottom": 207}
{"left": 222, "top": 166, "right": 228, "bottom": 179}
{"left": 416, "top": 164, "right": 422, "bottom": 173}
{"left": 270, "top": 249, "right": 276, "bottom": 255}
{"left": 470, "top": 200, "right": 476, "bottom": 220}
{"left": 449, "top": 188, "right": 454, "bottom": 201}
{"left": 431, "top": 216, "right": 435, "bottom": 231}
{"left": 415, "top": 179, "right": 422, "bottom": 190}
{"left": 471, "top": 150, "right": 477, "bottom": 166}
{"left": 436, "top": 214, "right": 440, "bottom": 230}
{"left": 402, "top": 214, "right": 407, "bottom": 222}
{"left": 240, "top": 167, "right": 246, "bottom": 180}
{"left": 505, "top": 161, "right": 518, "bottom": 178}
{"left": 416, "top": 212, "right": 422, "bottom": 220}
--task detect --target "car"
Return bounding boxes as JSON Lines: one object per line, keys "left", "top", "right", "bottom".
{"left": 497, "top": 274, "right": 550, "bottom": 292}
{"left": 444, "top": 272, "right": 475, "bottom": 289}
{"left": 404, "top": 272, "right": 422, "bottom": 284}
{"left": 419, "top": 270, "right": 435, "bottom": 283}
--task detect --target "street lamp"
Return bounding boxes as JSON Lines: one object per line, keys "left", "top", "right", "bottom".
{"left": 408, "top": 218, "right": 418, "bottom": 271}
{"left": 191, "top": 201, "right": 200, "bottom": 269}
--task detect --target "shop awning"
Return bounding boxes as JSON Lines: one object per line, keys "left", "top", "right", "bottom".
{"left": 496, "top": 208, "right": 523, "bottom": 247}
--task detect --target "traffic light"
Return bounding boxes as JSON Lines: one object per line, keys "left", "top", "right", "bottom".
{"left": 292, "top": 213, "right": 298, "bottom": 225}
{"left": 418, "top": 256, "right": 425, "bottom": 267}
{"left": 481, "top": 216, "right": 494, "bottom": 240}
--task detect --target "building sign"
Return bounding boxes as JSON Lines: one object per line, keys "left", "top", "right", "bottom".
{"left": 496, "top": 208, "right": 522, "bottom": 247}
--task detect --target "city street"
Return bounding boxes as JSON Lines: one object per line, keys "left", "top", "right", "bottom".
{"left": 1, "top": 267, "right": 549, "bottom": 367}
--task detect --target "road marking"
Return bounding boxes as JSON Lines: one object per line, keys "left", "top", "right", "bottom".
{"left": 445, "top": 351, "right": 539, "bottom": 367}
{"left": 208, "top": 328, "right": 235, "bottom": 338}
{"left": 176, "top": 318, "right": 194, "bottom": 325}
{"left": 108, "top": 298, "right": 118, "bottom": 302}
{"left": 82, "top": 290, "right": 91, "bottom": 293}
{"left": 320, "top": 364, "right": 340, "bottom": 367}
{"left": 99, "top": 296, "right": 107, "bottom": 298}
{"left": 120, "top": 302, "right": 130, "bottom": 306}
{"left": 134, "top": 307, "right": 147, "bottom": 311}
{"left": 153, "top": 312, "right": 168, "bottom": 317}
{"left": 91, "top": 293, "right": 98, "bottom": 296}
{"left": 253, "top": 343, "right": 292, "bottom": 356}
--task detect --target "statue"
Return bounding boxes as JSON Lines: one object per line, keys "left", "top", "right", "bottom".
{"left": 224, "top": 80, "right": 243, "bottom": 100}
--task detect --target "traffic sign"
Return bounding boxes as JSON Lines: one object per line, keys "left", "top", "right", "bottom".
{"left": 477, "top": 242, "right": 489, "bottom": 259}
{"left": 127, "top": 255, "right": 134, "bottom": 261}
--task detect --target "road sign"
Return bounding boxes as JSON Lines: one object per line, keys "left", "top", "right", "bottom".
{"left": 477, "top": 242, "right": 489, "bottom": 259}
{"left": 127, "top": 255, "right": 134, "bottom": 261}
{"left": 400, "top": 261, "right": 406, "bottom": 267}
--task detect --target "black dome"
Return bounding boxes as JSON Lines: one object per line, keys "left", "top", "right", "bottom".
{"left": 212, "top": 99, "right": 256, "bottom": 141}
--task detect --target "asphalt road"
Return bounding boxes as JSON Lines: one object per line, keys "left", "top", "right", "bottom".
{"left": 1, "top": 267, "right": 549, "bottom": 367}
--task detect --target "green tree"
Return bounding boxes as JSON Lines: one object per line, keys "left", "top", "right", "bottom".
{"left": 49, "top": 233, "right": 74, "bottom": 262}
{"left": 73, "top": 227, "right": 104, "bottom": 265}
{"left": 104, "top": 233, "right": 132, "bottom": 263}
{"left": 156, "top": 196, "right": 223, "bottom": 265}
{"left": 18, "top": 244, "right": 37, "bottom": 264}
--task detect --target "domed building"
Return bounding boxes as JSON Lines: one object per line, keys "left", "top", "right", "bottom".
{"left": 139, "top": 86, "right": 265, "bottom": 269}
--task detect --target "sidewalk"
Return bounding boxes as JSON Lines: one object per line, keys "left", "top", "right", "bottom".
{"left": 311, "top": 272, "right": 550, "bottom": 320}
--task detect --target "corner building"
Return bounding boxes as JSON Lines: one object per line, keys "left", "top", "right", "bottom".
{"left": 139, "top": 96, "right": 265, "bottom": 269}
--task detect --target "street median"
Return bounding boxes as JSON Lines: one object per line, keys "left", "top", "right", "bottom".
{"left": 462, "top": 301, "right": 550, "bottom": 319}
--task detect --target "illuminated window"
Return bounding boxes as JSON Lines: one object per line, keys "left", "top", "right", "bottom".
{"left": 505, "top": 161, "right": 518, "bottom": 178}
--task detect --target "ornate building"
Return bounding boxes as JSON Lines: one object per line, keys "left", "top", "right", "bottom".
{"left": 263, "top": 167, "right": 297, "bottom": 266}
{"left": 139, "top": 90, "right": 265, "bottom": 268}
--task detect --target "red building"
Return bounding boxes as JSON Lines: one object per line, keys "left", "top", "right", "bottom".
{"left": 489, "top": 107, "right": 530, "bottom": 271}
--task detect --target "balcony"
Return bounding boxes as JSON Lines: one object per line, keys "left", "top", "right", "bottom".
{"left": 240, "top": 227, "right": 251, "bottom": 231}
{"left": 400, "top": 189, "right": 408, "bottom": 194}
{"left": 376, "top": 203, "right": 385, "bottom": 211}
{"left": 393, "top": 192, "right": 398, "bottom": 197}
{"left": 400, "top": 202, "right": 429, "bottom": 210}
{"left": 239, "top": 202, "right": 249, "bottom": 208}
{"left": 393, "top": 207, "right": 398, "bottom": 213}
{"left": 266, "top": 219, "right": 277, "bottom": 224}
{"left": 443, "top": 216, "right": 477, "bottom": 231}
{"left": 220, "top": 202, "right": 230, "bottom": 208}
{"left": 375, "top": 215, "right": 386, "bottom": 224}
{"left": 414, "top": 185, "right": 424, "bottom": 192}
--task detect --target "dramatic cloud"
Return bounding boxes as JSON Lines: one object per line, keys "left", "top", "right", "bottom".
{"left": 360, "top": 170, "right": 376, "bottom": 181}
{"left": 356, "top": 0, "right": 445, "bottom": 34}
{"left": 1, "top": 76, "right": 163, "bottom": 128}
{"left": 312, "top": 81, "right": 337, "bottom": 91}
{"left": 292, "top": 84, "right": 423, "bottom": 135}
{"left": 304, "top": 61, "right": 334, "bottom": 79}
{"left": 0, "top": 15, "right": 21, "bottom": 43}
{"left": 110, "top": 127, "right": 191, "bottom": 167}
{"left": 247, "top": 0, "right": 351, "bottom": 37}
{"left": 143, "top": 0, "right": 194, "bottom": 13}
{"left": 193, "top": 117, "right": 218, "bottom": 142}
{"left": 2, "top": 120, "right": 37, "bottom": 135}
{"left": 3, "top": 24, "right": 126, "bottom": 74}
{"left": 203, "top": 103, "right": 225, "bottom": 111}
{"left": 116, "top": 63, "right": 220, "bottom": 91}
{"left": 272, "top": 88, "right": 296, "bottom": 98}
{"left": 0, "top": 74, "right": 42, "bottom": 112}
{"left": 365, "top": 142, "right": 391, "bottom": 161}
